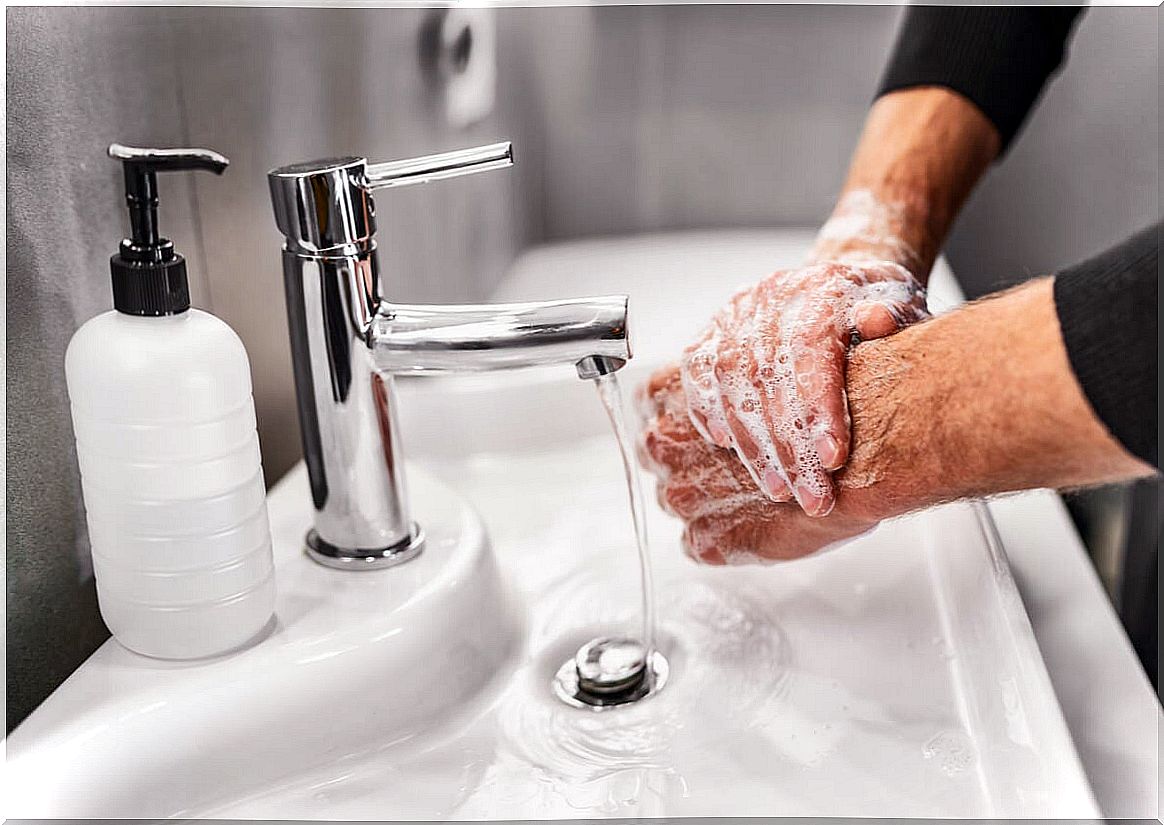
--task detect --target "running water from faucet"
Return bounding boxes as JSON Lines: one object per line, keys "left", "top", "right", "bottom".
{"left": 594, "top": 372, "right": 657, "bottom": 652}
{"left": 553, "top": 371, "right": 669, "bottom": 709}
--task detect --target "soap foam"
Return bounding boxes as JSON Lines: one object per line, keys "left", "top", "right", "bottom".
{"left": 811, "top": 189, "right": 922, "bottom": 273}
{"left": 679, "top": 258, "right": 926, "bottom": 516}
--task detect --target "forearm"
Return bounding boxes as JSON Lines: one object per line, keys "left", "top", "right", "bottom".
{"left": 810, "top": 88, "right": 1000, "bottom": 281}
{"left": 838, "top": 278, "right": 1156, "bottom": 522}
{"left": 642, "top": 276, "right": 1154, "bottom": 564}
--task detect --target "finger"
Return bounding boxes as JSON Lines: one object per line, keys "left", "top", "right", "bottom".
{"left": 641, "top": 426, "right": 692, "bottom": 475}
{"left": 723, "top": 408, "right": 792, "bottom": 502}
{"left": 657, "top": 479, "right": 677, "bottom": 515}
{"left": 683, "top": 288, "right": 759, "bottom": 450}
{"left": 682, "top": 521, "right": 728, "bottom": 566}
{"left": 746, "top": 288, "right": 825, "bottom": 501}
{"left": 663, "top": 482, "right": 706, "bottom": 520}
{"left": 718, "top": 363, "right": 792, "bottom": 502}
{"left": 681, "top": 333, "right": 733, "bottom": 449}
{"left": 689, "top": 501, "right": 853, "bottom": 564}
{"left": 661, "top": 460, "right": 768, "bottom": 520}
{"left": 708, "top": 296, "right": 797, "bottom": 502}
{"left": 785, "top": 331, "right": 850, "bottom": 474}
{"left": 852, "top": 302, "right": 900, "bottom": 340}
{"left": 851, "top": 294, "right": 930, "bottom": 341}
{"left": 637, "top": 431, "right": 667, "bottom": 478}
{"left": 638, "top": 364, "right": 682, "bottom": 422}
{"left": 765, "top": 374, "right": 837, "bottom": 518}
{"left": 889, "top": 294, "right": 931, "bottom": 325}
{"left": 683, "top": 505, "right": 774, "bottom": 565}
{"left": 786, "top": 451, "right": 836, "bottom": 518}
{"left": 644, "top": 363, "right": 682, "bottom": 401}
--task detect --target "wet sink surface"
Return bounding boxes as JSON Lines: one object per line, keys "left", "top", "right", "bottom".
{"left": 208, "top": 436, "right": 1092, "bottom": 819}
{"left": 7, "top": 230, "right": 1098, "bottom": 819}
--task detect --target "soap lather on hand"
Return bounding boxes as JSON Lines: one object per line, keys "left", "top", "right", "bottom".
{"left": 680, "top": 190, "right": 929, "bottom": 518}
{"left": 637, "top": 62, "right": 1159, "bottom": 564}
{"left": 639, "top": 77, "right": 1003, "bottom": 547}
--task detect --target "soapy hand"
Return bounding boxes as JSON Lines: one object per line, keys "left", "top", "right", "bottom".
{"left": 681, "top": 257, "right": 926, "bottom": 517}
{"left": 638, "top": 366, "right": 879, "bottom": 564}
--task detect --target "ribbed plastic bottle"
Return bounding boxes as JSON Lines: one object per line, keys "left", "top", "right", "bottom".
{"left": 64, "top": 144, "right": 275, "bottom": 659}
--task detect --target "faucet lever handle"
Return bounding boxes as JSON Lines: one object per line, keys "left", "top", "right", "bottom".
{"left": 364, "top": 141, "right": 513, "bottom": 190}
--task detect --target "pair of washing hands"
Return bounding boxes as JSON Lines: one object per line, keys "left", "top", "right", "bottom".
{"left": 638, "top": 193, "right": 929, "bottom": 560}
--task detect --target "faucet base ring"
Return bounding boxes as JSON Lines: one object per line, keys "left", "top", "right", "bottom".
{"left": 305, "top": 526, "right": 425, "bottom": 571}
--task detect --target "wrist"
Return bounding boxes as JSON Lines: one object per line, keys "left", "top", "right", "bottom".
{"left": 808, "top": 190, "right": 931, "bottom": 278}
{"left": 818, "top": 88, "right": 1001, "bottom": 281}
{"left": 830, "top": 337, "right": 942, "bottom": 525}
{"left": 825, "top": 277, "right": 1150, "bottom": 528}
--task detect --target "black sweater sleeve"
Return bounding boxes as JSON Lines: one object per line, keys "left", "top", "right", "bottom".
{"left": 877, "top": 6, "right": 1084, "bottom": 153}
{"left": 1054, "top": 224, "right": 1160, "bottom": 469}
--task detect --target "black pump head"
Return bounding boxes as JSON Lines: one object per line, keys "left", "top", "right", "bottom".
{"left": 108, "top": 143, "right": 229, "bottom": 316}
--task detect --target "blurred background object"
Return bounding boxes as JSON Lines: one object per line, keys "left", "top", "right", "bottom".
{"left": 6, "top": 4, "right": 1158, "bottom": 731}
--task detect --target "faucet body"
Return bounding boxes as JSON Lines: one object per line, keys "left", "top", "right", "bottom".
{"left": 269, "top": 145, "right": 630, "bottom": 569}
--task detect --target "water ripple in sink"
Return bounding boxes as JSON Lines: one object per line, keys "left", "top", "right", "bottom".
{"left": 481, "top": 577, "right": 795, "bottom": 809}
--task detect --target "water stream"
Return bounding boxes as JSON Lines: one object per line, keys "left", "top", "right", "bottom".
{"left": 593, "top": 372, "right": 657, "bottom": 656}
{"left": 552, "top": 370, "right": 665, "bottom": 709}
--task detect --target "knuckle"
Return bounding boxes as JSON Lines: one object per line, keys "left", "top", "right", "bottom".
{"left": 664, "top": 484, "right": 702, "bottom": 519}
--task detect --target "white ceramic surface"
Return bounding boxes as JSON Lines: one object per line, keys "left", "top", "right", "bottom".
{"left": 6, "top": 230, "right": 1107, "bottom": 819}
{"left": 198, "top": 450, "right": 1095, "bottom": 819}
{"left": 394, "top": 229, "right": 964, "bottom": 456}
{"left": 5, "top": 467, "right": 522, "bottom": 818}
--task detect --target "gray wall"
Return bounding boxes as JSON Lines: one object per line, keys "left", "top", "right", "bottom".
{"left": 946, "top": 6, "right": 1159, "bottom": 294}
{"left": 165, "top": 7, "right": 541, "bottom": 485}
{"left": 522, "top": 5, "right": 901, "bottom": 237}
{"left": 5, "top": 5, "right": 537, "bottom": 731}
{"left": 518, "top": 4, "right": 1158, "bottom": 295}
{"left": 7, "top": 8, "right": 214, "bottom": 733}
{"left": 7, "top": 5, "right": 1158, "bottom": 731}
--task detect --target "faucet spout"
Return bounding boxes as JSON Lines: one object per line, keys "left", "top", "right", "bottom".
{"left": 369, "top": 295, "right": 631, "bottom": 377}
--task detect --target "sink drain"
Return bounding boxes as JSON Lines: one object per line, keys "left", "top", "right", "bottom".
{"left": 553, "top": 636, "right": 669, "bottom": 710}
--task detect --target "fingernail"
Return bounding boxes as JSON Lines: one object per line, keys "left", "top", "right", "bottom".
{"left": 794, "top": 482, "right": 834, "bottom": 517}
{"left": 762, "top": 468, "right": 788, "bottom": 499}
{"left": 814, "top": 433, "right": 843, "bottom": 469}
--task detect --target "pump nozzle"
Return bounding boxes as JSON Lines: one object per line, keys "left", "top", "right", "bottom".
{"left": 107, "top": 143, "right": 229, "bottom": 316}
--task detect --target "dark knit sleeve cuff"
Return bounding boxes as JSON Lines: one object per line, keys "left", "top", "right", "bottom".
{"left": 1053, "top": 223, "right": 1160, "bottom": 469}
{"left": 877, "top": 6, "right": 1084, "bottom": 154}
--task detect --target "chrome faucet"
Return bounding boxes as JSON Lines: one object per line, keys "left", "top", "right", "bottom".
{"left": 268, "top": 142, "right": 630, "bottom": 570}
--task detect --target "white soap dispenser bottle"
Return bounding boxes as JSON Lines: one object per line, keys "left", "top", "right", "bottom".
{"left": 65, "top": 144, "right": 275, "bottom": 659}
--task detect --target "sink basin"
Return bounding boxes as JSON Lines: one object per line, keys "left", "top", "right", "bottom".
{"left": 5, "top": 230, "right": 1098, "bottom": 819}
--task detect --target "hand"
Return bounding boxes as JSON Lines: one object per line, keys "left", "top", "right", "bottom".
{"left": 643, "top": 278, "right": 1155, "bottom": 566}
{"left": 680, "top": 258, "right": 926, "bottom": 517}
{"left": 675, "top": 86, "right": 1005, "bottom": 520}
{"left": 638, "top": 366, "right": 881, "bottom": 565}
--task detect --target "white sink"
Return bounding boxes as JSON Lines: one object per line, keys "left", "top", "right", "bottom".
{"left": 4, "top": 466, "right": 523, "bottom": 818}
{"left": 5, "top": 230, "right": 1099, "bottom": 819}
